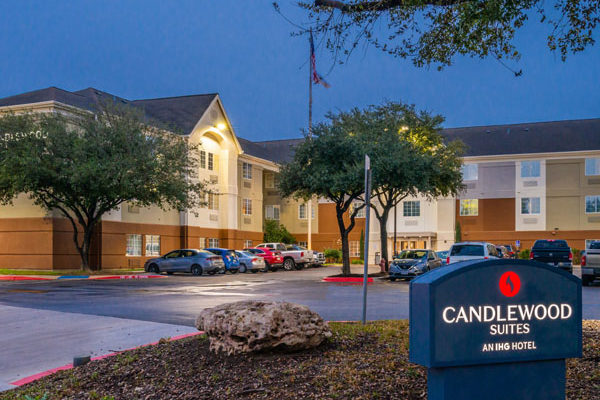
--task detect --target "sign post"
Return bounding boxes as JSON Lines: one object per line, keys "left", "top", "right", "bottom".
{"left": 409, "top": 259, "right": 581, "bottom": 400}
{"left": 361, "top": 155, "right": 371, "bottom": 325}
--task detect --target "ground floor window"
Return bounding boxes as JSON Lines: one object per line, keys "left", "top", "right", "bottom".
{"left": 208, "top": 238, "right": 219, "bottom": 248}
{"left": 199, "top": 237, "right": 206, "bottom": 248}
{"left": 350, "top": 241, "right": 360, "bottom": 257}
{"left": 244, "top": 239, "right": 253, "bottom": 248}
{"left": 298, "top": 241, "right": 307, "bottom": 248}
{"left": 586, "top": 196, "right": 600, "bottom": 213}
{"left": 459, "top": 199, "right": 478, "bottom": 216}
{"left": 145, "top": 235, "right": 160, "bottom": 256}
{"left": 126, "top": 234, "right": 142, "bottom": 256}
{"left": 521, "top": 197, "right": 541, "bottom": 214}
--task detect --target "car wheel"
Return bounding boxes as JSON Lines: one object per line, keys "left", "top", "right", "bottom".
{"left": 148, "top": 264, "right": 160, "bottom": 274}
{"left": 263, "top": 261, "right": 270, "bottom": 272}
{"left": 229, "top": 268, "right": 238, "bottom": 274}
{"left": 191, "top": 264, "right": 202, "bottom": 276}
{"left": 239, "top": 264, "right": 247, "bottom": 273}
{"left": 295, "top": 262, "right": 303, "bottom": 271}
{"left": 283, "top": 258, "right": 295, "bottom": 271}
{"left": 390, "top": 277, "right": 396, "bottom": 282}
{"left": 582, "top": 276, "right": 593, "bottom": 286}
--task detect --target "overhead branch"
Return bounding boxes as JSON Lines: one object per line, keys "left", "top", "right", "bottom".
{"left": 314, "top": 0, "right": 467, "bottom": 12}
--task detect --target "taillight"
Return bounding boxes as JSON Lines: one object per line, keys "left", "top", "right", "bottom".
{"left": 569, "top": 252, "right": 573, "bottom": 261}
{"left": 529, "top": 251, "right": 534, "bottom": 259}
{"left": 300, "top": 252, "right": 304, "bottom": 257}
{"left": 582, "top": 255, "right": 587, "bottom": 267}
{"left": 484, "top": 256, "right": 489, "bottom": 259}
{"left": 446, "top": 257, "right": 450, "bottom": 264}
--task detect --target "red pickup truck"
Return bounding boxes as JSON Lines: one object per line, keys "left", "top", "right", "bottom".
{"left": 243, "top": 247, "right": 283, "bottom": 272}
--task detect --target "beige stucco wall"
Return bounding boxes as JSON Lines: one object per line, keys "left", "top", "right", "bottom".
{"left": 237, "top": 158, "right": 264, "bottom": 233}
{"left": 0, "top": 194, "right": 48, "bottom": 218}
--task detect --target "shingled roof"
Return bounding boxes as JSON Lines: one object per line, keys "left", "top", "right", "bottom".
{"left": 0, "top": 86, "right": 217, "bottom": 134}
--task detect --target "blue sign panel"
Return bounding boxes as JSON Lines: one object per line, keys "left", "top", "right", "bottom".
{"left": 410, "top": 259, "right": 581, "bottom": 368}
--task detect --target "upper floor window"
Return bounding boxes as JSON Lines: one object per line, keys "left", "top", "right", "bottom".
{"left": 265, "top": 205, "right": 280, "bottom": 220}
{"left": 298, "top": 203, "right": 315, "bottom": 219}
{"left": 200, "top": 151, "right": 216, "bottom": 171}
{"left": 208, "top": 193, "right": 219, "bottom": 211}
{"left": 521, "top": 197, "right": 541, "bottom": 214}
{"left": 521, "top": 161, "right": 541, "bottom": 178}
{"left": 460, "top": 199, "right": 478, "bottom": 216}
{"left": 586, "top": 196, "right": 600, "bottom": 213}
{"left": 585, "top": 158, "right": 600, "bottom": 176}
{"left": 403, "top": 201, "right": 420, "bottom": 217}
{"left": 208, "top": 153, "right": 214, "bottom": 171}
{"left": 242, "top": 198, "right": 252, "bottom": 215}
{"left": 242, "top": 162, "right": 252, "bottom": 180}
{"left": 265, "top": 172, "right": 274, "bottom": 188}
{"left": 461, "top": 164, "right": 478, "bottom": 181}
{"left": 350, "top": 201, "right": 365, "bottom": 218}
{"left": 200, "top": 151, "right": 206, "bottom": 169}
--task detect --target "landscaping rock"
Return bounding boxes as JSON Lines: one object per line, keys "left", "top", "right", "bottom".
{"left": 195, "top": 300, "right": 332, "bottom": 355}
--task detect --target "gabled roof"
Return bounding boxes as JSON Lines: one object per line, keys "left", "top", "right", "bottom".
{"left": 0, "top": 86, "right": 217, "bottom": 135}
{"left": 238, "top": 137, "right": 304, "bottom": 164}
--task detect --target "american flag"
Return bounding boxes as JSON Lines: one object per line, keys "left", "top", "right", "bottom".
{"left": 310, "top": 32, "right": 331, "bottom": 88}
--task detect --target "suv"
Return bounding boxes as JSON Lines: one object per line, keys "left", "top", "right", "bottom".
{"left": 244, "top": 247, "right": 284, "bottom": 271}
{"left": 529, "top": 239, "right": 572, "bottom": 273}
{"left": 582, "top": 241, "right": 600, "bottom": 286}
{"left": 447, "top": 242, "right": 500, "bottom": 265}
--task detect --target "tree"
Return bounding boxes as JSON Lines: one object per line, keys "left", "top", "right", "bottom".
{"left": 263, "top": 219, "right": 297, "bottom": 243}
{"left": 288, "top": 0, "right": 600, "bottom": 72}
{"left": 359, "top": 229, "right": 365, "bottom": 260}
{"left": 0, "top": 104, "right": 207, "bottom": 270}
{"left": 455, "top": 220, "right": 462, "bottom": 242}
{"left": 337, "top": 102, "right": 463, "bottom": 270}
{"left": 278, "top": 117, "right": 365, "bottom": 276}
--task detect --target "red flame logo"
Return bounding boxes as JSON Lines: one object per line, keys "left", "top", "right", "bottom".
{"left": 499, "top": 271, "right": 521, "bottom": 297}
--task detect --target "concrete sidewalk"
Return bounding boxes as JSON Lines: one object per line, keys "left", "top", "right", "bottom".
{"left": 0, "top": 305, "right": 198, "bottom": 391}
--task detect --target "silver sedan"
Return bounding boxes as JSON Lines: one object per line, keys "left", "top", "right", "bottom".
{"left": 144, "top": 249, "right": 225, "bottom": 276}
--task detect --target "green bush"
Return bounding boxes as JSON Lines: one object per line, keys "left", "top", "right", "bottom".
{"left": 351, "top": 259, "right": 364, "bottom": 264}
{"left": 572, "top": 248, "right": 582, "bottom": 265}
{"left": 518, "top": 249, "right": 530, "bottom": 259}
{"left": 263, "top": 220, "right": 296, "bottom": 244}
{"left": 324, "top": 248, "right": 342, "bottom": 263}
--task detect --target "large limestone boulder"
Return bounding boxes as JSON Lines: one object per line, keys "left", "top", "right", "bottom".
{"left": 195, "top": 300, "right": 332, "bottom": 355}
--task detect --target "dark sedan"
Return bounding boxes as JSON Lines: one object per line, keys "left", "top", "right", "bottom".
{"left": 144, "top": 249, "right": 225, "bottom": 276}
{"left": 389, "top": 249, "right": 442, "bottom": 281}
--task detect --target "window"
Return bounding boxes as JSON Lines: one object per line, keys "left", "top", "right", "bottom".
{"left": 244, "top": 240, "right": 253, "bottom": 248}
{"left": 208, "top": 193, "right": 219, "bottom": 210}
{"left": 403, "top": 201, "right": 420, "bottom": 217}
{"left": 586, "top": 195, "right": 600, "bottom": 213}
{"left": 461, "top": 164, "right": 478, "bottom": 181}
{"left": 145, "top": 235, "right": 160, "bottom": 256}
{"left": 521, "top": 161, "right": 541, "bottom": 178}
{"left": 208, "top": 238, "right": 219, "bottom": 247}
{"left": 586, "top": 158, "right": 600, "bottom": 176}
{"left": 242, "top": 162, "right": 252, "bottom": 180}
{"left": 298, "top": 241, "right": 307, "bottom": 248}
{"left": 265, "top": 205, "right": 280, "bottom": 220}
{"left": 351, "top": 201, "right": 365, "bottom": 218}
{"left": 298, "top": 203, "right": 315, "bottom": 219}
{"left": 265, "top": 173, "right": 274, "bottom": 188}
{"left": 521, "top": 197, "right": 541, "bottom": 214}
{"left": 208, "top": 152, "right": 214, "bottom": 171}
{"left": 460, "top": 199, "right": 478, "bottom": 216}
{"left": 350, "top": 241, "right": 360, "bottom": 257}
{"left": 200, "top": 151, "right": 206, "bottom": 169}
{"left": 199, "top": 237, "right": 206, "bottom": 248}
{"left": 242, "top": 198, "right": 252, "bottom": 215}
{"left": 126, "top": 234, "right": 142, "bottom": 256}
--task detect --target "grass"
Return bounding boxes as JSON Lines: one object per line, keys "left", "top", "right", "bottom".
{"left": 0, "top": 268, "right": 144, "bottom": 276}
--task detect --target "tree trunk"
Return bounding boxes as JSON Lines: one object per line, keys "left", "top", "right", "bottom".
{"left": 80, "top": 224, "right": 95, "bottom": 271}
{"left": 376, "top": 206, "right": 391, "bottom": 272}
{"left": 336, "top": 207, "right": 352, "bottom": 276}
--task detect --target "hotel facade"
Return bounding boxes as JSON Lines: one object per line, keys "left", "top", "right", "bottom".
{"left": 0, "top": 87, "right": 599, "bottom": 269}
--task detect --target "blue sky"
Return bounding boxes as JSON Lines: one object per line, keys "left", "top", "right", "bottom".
{"left": 0, "top": 0, "right": 598, "bottom": 141}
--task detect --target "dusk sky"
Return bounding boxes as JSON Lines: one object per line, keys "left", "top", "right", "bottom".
{"left": 0, "top": 0, "right": 599, "bottom": 141}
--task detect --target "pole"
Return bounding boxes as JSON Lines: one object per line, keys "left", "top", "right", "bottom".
{"left": 307, "top": 31, "right": 313, "bottom": 250}
{"left": 393, "top": 203, "right": 397, "bottom": 257}
{"left": 362, "top": 155, "right": 372, "bottom": 324}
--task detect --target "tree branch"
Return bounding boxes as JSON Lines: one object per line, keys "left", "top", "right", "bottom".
{"left": 314, "top": 0, "right": 467, "bottom": 12}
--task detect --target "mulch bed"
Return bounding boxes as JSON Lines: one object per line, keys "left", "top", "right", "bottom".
{"left": 328, "top": 273, "right": 387, "bottom": 278}
{"left": 2, "top": 320, "right": 599, "bottom": 400}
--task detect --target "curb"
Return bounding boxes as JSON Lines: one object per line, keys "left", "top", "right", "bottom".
{"left": 0, "top": 276, "right": 53, "bottom": 281}
{"left": 90, "top": 275, "right": 165, "bottom": 280}
{"left": 9, "top": 331, "right": 204, "bottom": 387}
{"left": 322, "top": 277, "right": 374, "bottom": 283}
{"left": 0, "top": 274, "right": 165, "bottom": 281}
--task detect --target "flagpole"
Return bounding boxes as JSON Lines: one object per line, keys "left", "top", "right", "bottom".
{"left": 307, "top": 30, "right": 313, "bottom": 251}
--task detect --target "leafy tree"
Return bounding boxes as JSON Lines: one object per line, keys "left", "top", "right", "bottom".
{"left": 0, "top": 105, "right": 207, "bottom": 270}
{"left": 263, "top": 219, "right": 297, "bottom": 243}
{"left": 455, "top": 220, "right": 462, "bottom": 242}
{"left": 339, "top": 102, "right": 463, "bottom": 270}
{"left": 278, "top": 117, "right": 365, "bottom": 276}
{"left": 284, "top": 0, "right": 600, "bottom": 73}
{"left": 359, "top": 229, "right": 365, "bottom": 260}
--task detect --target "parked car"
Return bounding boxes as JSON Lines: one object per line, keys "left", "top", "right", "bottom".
{"left": 204, "top": 248, "right": 240, "bottom": 273}
{"left": 529, "top": 239, "right": 572, "bottom": 273}
{"left": 257, "top": 242, "right": 313, "bottom": 270}
{"left": 244, "top": 247, "right": 284, "bottom": 271}
{"left": 500, "top": 244, "right": 517, "bottom": 258}
{"left": 436, "top": 250, "right": 449, "bottom": 266}
{"left": 144, "top": 249, "right": 225, "bottom": 276}
{"left": 389, "top": 249, "right": 442, "bottom": 281}
{"left": 582, "top": 243, "right": 600, "bottom": 286}
{"left": 447, "top": 242, "right": 500, "bottom": 265}
{"left": 234, "top": 250, "right": 265, "bottom": 273}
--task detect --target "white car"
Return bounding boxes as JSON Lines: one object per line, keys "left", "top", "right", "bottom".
{"left": 447, "top": 242, "right": 501, "bottom": 265}
{"left": 257, "top": 242, "right": 313, "bottom": 270}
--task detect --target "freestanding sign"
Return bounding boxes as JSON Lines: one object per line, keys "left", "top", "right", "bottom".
{"left": 409, "top": 259, "right": 581, "bottom": 400}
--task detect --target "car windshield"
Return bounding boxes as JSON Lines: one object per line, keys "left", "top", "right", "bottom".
{"left": 237, "top": 251, "right": 254, "bottom": 257}
{"left": 533, "top": 240, "right": 568, "bottom": 249}
{"left": 589, "top": 241, "right": 600, "bottom": 250}
{"left": 451, "top": 245, "right": 484, "bottom": 256}
{"left": 397, "top": 251, "right": 427, "bottom": 259}
{"left": 436, "top": 251, "right": 448, "bottom": 257}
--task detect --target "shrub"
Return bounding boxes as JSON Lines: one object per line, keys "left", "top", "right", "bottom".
{"left": 572, "top": 248, "right": 582, "bottom": 265}
{"left": 263, "top": 220, "right": 296, "bottom": 244}
{"left": 324, "top": 248, "right": 342, "bottom": 263}
{"left": 351, "top": 259, "right": 364, "bottom": 264}
{"left": 518, "top": 249, "right": 530, "bottom": 259}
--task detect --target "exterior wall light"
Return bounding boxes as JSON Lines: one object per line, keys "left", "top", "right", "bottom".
{"left": 216, "top": 123, "right": 226, "bottom": 130}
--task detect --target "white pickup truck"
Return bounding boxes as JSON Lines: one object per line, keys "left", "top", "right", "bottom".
{"left": 582, "top": 241, "right": 600, "bottom": 286}
{"left": 256, "top": 243, "right": 313, "bottom": 271}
